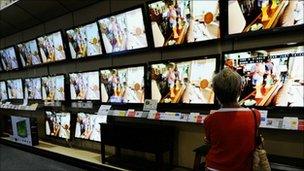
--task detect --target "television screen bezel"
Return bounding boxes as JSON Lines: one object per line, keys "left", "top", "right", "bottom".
{"left": 16, "top": 38, "right": 43, "bottom": 68}
{"left": 44, "top": 110, "right": 72, "bottom": 140}
{"left": 6, "top": 78, "right": 24, "bottom": 100}
{"left": 0, "top": 45, "right": 21, "bottom": 72}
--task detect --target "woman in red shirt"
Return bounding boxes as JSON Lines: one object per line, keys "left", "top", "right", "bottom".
{"left": 204, "top": 68, "right": 261, "bottom": 171}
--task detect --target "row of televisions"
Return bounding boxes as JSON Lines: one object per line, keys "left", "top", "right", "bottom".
{"left": 0, "top": 44, "right": 303, "bottom": 109}
{"left": 0, "top": 0, "right": 303, "bottom": 72}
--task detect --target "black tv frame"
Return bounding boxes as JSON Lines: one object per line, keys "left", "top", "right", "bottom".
{"left": 6, "top": 78, "right": 24, "bottom": 100}
{"left": 0, "top": 45, "right": 21, "bottom": 72}
{"left": 41, "top": 73, "right": 67, "bottom": 102}
{"left": 23, "top": 76, "right": 43, "bottom": 101}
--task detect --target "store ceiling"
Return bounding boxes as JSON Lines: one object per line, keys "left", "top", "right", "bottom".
{"left": 0, "top": 0, "right": 100, "bottom": 39}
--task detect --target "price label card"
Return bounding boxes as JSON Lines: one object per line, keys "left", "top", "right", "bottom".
{"left": 143, "top": 99, "right": 158, "bottom": 111}
{"left": 97, "top": 105, "right": 112, "bottom": 116}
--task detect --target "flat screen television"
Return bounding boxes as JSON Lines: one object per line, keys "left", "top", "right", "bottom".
{"left": 0, "top": 81, "right": 8, "bottom": 101}
{"left": 69, "top": 71, "right": 100, "bottom": 100}
{"left": 0, "top": 47, "right": 19, "bottom": 71}
{"left": 66, "top": 22, "right": 103, "bottom": 59}
{"left": 42, "top": 75, "right": 65, "bottom": 101}
{"left": 224, "top": 45, "right": 304, "bottom": 107}
{"left": 37, "top": 31, "right": 66, "bottom": 63}
{"left": 24, "top": 77, "right": 42, "bottom": 100}
{"left": 6, "top": 79, "right": 23, "bottom": 99}
{"left": 148, "top": 0, "right": 220, "bottom": 48}
{"left": 17, "top": 39, "right": 42, "bottom": 67}
{"left": 100, "top": 66, "right": 145, "bottom": 103}
{"left": 228, "top": 0, "right": 304, "bottom": 35}
{"left": 75, "top": 112, "right": 103, "bottom": 142}
{"left": 45, "top": 111, "right": 71, "bottom": 139}
{"left": 98, "top": 8, "right": 148, "bottom": 54}
{"left": 150, "top": 57, "right": 217, "bottom": 104}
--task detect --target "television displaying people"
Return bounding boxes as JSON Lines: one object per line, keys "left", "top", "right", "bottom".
{"left": 37, "top": 32, "right": 66, "bottom": 63}
{"left": 45, "top": 111, "right": 70, "bottom": 139}
{"left": 98, "top": 8, "right": 148, "bottom": 53}
{"left": 0, "top": 81, "right": 8, "bottom": 101}
{"left": 6, "top": 79, "right": 23, "bottom": 99}
{"left": 69, "top": 71, "right": 100, "bottom": 100}
{"left": 66, "top": 23, "right": 102, "bottom": 59}
{"left": 151, "top": 58, "right": 216, "bottom": 104}
{"left": 17, "top": 40, "right": 42, "bottom": 67}
{"left": 42, "top": 75, "right": 65, "bottom": 101}
{"left": 229, "top": 0, "right": 304, "bottom": 34}
{"left": 0, "top": 47, "right": 19, "bottom": 71}
{"left": 100, "top": 66, "right": 145, "bottom": 103}
{"left": 148, "top": 0, "right": 220, "bottom": 47}
{"left": 24, "top": 78, "right": 42, "bottom": 100}
{"left": 75, "top": 113, "right": 103, "bottom": 142}
{"left": 225, "top": 45, "right": 304, "bottom": 107}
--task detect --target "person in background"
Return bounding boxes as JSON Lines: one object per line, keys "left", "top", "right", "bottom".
{"left": 204, "top": 68, "right": 261, "bottom": 171}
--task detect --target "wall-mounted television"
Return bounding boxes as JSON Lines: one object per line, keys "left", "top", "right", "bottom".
{"left": 66, "top": 22, "right": 103, "bottom": 59}
{"left": 17, "top": 39, "right": 42, "bottom": 67}
{"left": 148, "top": 0, "right": 220, "bottom": 48}
{"left": 42, "top": 75, "right": 65, "bottom": 101}
{"left": 24, "top": 77, "right": 42, "bottom": 100}
{"left": 98, "top": 8, "right": 148, "bottom": 54}
{"left": 69, "top": 71, "right": 100, "bottom": 100}
{"left": 0, "top": 81, "right": 8, "bottom": 101}
{"left": 228, "top": 0, "right": 304, "bottom": 35}
{"left": 45, "top": 111, "right": 71, "bottom": 139}
{"left": 6, "top": 79, "right": 23, "bottom": 99}
{"left": 37, "top": 31, "right": 66, "bottom": 63}
{"left": 0, "top": 47, "right": 19, "bottom": 71}
{"left": 150, "top": 57, "right": 217, "bottom": 104}
{"left": 224, "top": 45, "right": 304, "bottom": 107}
{"left": 75, "top": 112, "right": 103, "bottom": 142}
{"left": 100, "top": 66, "right": 145, "bottom": 103}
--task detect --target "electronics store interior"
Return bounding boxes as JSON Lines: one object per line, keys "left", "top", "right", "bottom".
{"left": 0, "top": 0, "right": 303, "bottom": 171}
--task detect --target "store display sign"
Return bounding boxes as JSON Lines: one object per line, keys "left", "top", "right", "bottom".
{"left": 11, "top": 116, "right": 33, "bottom": 146}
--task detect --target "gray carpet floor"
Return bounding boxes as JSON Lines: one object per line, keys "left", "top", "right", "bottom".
{"left": 0, "top": 144, "right": 86, "bottom": 171}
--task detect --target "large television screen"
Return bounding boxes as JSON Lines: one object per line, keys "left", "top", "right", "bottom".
{"left": 0, "top": 81, "right": 8, "bottom": 101}
{"left": 45, "top": 111, "right": 71, "bottom": 139}
{"left": 69, "top": 71, "right": 100, "bottom": 100}
{"left": 17, "top": 40, "right": 42, "bottom": 67}
{"left": 66, "top": 22, "right": 103, "bottom": 59}
{"left": 148, "top": 0, "right": 220, "bottom": 48}
{"left": 151, "top": 58, "right": 216, "bottom": 104}
{"left": 0, "top": 47, "right": 19, "bottom": 71}
{"left": 75, "top": 112, "right": 103, "bottom": 142}
{"left": 100, "top": 66, "right": 145, "bottom": 103}
{"left": 42, "top": 75, "right": 65, "bottom": 101}
{"left": 6, "top": 79, "right": 23, "bottom": 99}
{"left": 228, "top": 0, "right": 304, "bottom": 35}
{"left": 224, "top": 45, "right": 304, "bottom": 107}
{"left": 37, "top": 31, "right": 66, "bottom": 63}
{"left": 98, "top": 8, "right": 148, "bottom": 54}
{"left": 24, "top": 77, "right": 42, "bottom": 100}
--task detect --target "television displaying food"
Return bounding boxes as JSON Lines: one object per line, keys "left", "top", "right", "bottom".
{"left": 24, "top": 78, "right": 42, "bottom": 100}
{"left": 0, "top": 81, "right": 8, "bottom": 101}
{"left": 151, "top": 58, "right": 216, "bottom": 104}
{"left": 228, "top": 0, "right": 304, "bottom": 35}
{"left": 98, "top": 8, "right": 148, "bottom": 54}
{"left": 37, "top": 31, "right": 66, "bottom": 63}
{"left": 75, "top": 112, "right": 103, "bottom": 142}
{"left": 69, "top": 71, "right": 100, "bottom": 100}
{"left": 6, "top": 79, "right": 23, "bottom": 99}
{"left": 17, "top": 40, "right": 42, "bottom": 67}
{"left": 0, "top": 47, "right": 19, "bottom": 71}
{"left": 224, "top": 45, "right": 304, "bottom": 107}
{"left": 45, "top": 111, "right": 71, "bottom": 139}
{"left": 100, "top": 66, "right": 144, "bottom": 103}
{"left": 66, "top": 22, "right": 103, "bottom": 59}
{"left": 148, "top": 0, "right": 220, "bottom": 47}
{"left": 42, "top": 75, "right": 65, "bottom": 101}
{"left": 16, "top": 120, "right": 28, "bottom": 138}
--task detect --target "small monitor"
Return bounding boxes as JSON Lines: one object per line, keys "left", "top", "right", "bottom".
{"left": 37, "top": 31, "right": 66, "bottom": 63}
{"left": 24, "top": 77, "right": 42, "bottom": 100}
{"left": 17, "top": 39, "right": 42, "bottom": 67}
{"left": 45, "top": 111, "right": 71, "bottom": 139}
{"left": 42, "top": 75, "right": 65, "bottom": 101}
{"left": 0, "top": 81, "right": 8, "bottom": 101}
{"left": 66, "top": 22, "right": 103, "bottom": 59}
{"left": 0, "top": 47, "right": 19, "bottom": 71}
{"left": 100, "top": 66, "right": 145, "bottom": 103}
{"left": 6, "top": 79, "right": 23, "bottom": 99}
{"left": 98, "top": 8, "right": 148, "bottom": 54}
{"left": 69, "top": 71, "right": 100, "bottom": 100}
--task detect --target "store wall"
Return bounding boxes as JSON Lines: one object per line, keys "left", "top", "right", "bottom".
{"left": 0, "top": 0, "right": 304, "bottom": 169}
